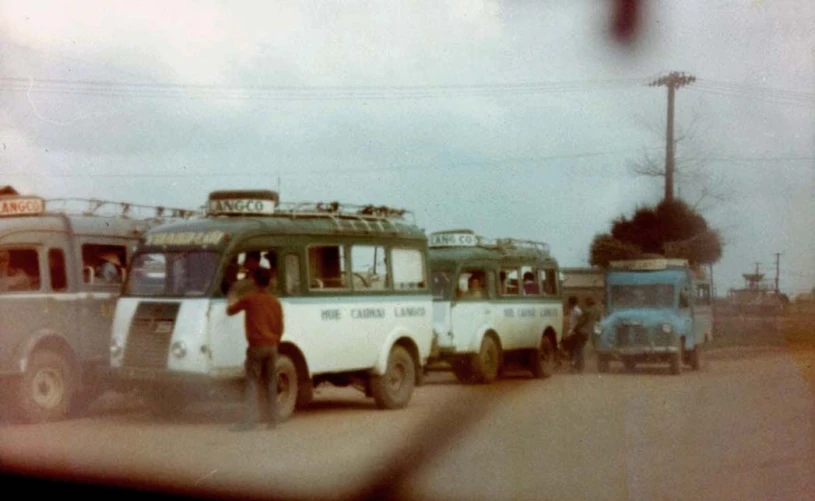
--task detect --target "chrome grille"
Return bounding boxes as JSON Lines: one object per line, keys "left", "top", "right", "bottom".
{"left": 616, "top": 324, "right": 649, "bottom": 347}
{"left": 122, "top": 302, "right": 180, "bottom": 369}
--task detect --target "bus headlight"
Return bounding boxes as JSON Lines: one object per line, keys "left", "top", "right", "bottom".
{"left": 661, "top": 323, "right": 673, "bottom": 334}
{"left": 171, "top": 341, "right": 187, "bottom": 359}
{"left": 110, "top": 340, "right": 123, "bottom": 358}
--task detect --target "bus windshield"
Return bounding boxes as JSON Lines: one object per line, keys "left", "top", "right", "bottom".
{"left": 125, "top": 251, "right": 220, "bottom": 297}
{"left": 609, "top": 284, "right": 676, "bottom": 310}
{"left": 431, "top": 271, "right": 453, "bottom": 301}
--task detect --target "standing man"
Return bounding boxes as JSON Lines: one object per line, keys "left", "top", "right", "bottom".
{"left": 226, "top": 267, "right": 284, "bottom": 431}
{"left": 571, "top": 297, "right": 601, "bottom": 372}
{"left": 228, "top": 251, "right": 264, "bottom": 299}
{"left": 559, "top": 296, "right": 582, "bottom": 366}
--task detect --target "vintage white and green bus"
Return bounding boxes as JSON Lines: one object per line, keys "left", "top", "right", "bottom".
{"left": 109, "top": 190, "right": 433, "bottom": 419}
{"left": 428, "top": 230, "right": 563, "bottom": 383}
{"left": 0, "top": 187, "right": 198, "bottom": 423}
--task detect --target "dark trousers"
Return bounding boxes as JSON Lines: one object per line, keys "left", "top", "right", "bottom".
{"left": 567, "top": 333, "right": 588, "bottom": 371}
{"left": 243, "top": 345, "right": 278, "bottom": 425}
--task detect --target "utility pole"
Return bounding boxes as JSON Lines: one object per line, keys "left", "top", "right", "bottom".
{"left": 773, "top": 252, "right": 781, "bottom": 294}
{"left": 649, "top": 71, "right": 696, "bottom": 202}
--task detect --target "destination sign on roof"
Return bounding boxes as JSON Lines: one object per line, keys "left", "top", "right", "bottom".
{"left": 0, "top": 197, "right": 45, "bottom": 217}
{"left": 610, "top": 258, "right": 689, "bottom": 271}
{"left": 208, "top": 199, "right": 275, "bottom": 216}
{"left": 429, "top": 232, "right": 478, "bottom": 248}
{"left": 145, "top": 230, "right": 226, "bottom": 247}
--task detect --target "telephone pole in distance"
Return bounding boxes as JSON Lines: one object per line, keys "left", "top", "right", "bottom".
{"left": 649, "top": 71, "right": 696, "bottom": 202}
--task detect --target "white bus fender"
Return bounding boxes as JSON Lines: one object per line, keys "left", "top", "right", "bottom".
{"left": 15, "top": 328, "right": 71, "bottom": 374}
{"left": 466, "top": 323, "right": 498, "bottom": 354}
{"left": 372, "top": 326, "right": 422, "bottom": 376}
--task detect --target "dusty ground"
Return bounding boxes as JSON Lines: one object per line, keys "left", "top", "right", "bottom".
{"left": 2, "top": 342, "right": 814, "bottom": 501}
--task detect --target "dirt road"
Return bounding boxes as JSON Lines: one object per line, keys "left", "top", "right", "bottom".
{"left": 2, "top": 349, "right": 814, "bottom": 501}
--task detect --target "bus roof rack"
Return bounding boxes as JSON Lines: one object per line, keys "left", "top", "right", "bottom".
{"left": 489, "top": 238, "right": 551, "bottom": 255}
{"left": 429, "top": 230, "right": 550, "bottom": 255}
{"left": 275, "top": 202, "right": 414, "bottom": 222}
{"left": 44, "top": 198, "right": 203, "bottom": 221}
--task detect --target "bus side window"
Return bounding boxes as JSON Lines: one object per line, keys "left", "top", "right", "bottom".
{"left": 48, "top": 248, "right": 68, "bottom": 292}
{"left": 285, "top": 254, "right": 301, "bottom": 295}
{"left": 500, "top": 268, "right": 519, "bottom": 296}
{"left": 521, "top": 266, "right": 539, "bottom": 295}
{"left": 351, "top": 245, "right": 388, "bottom": 291}
{"left": 0, "top": 248, "right": 39, "bottom": 292}
{"left": 82, "top": 244, "right": 127, "bottom": 286}
{"left": 540, "top": 268, "right": 558, "bottom": 296}
{"left": 390, "top": 248, "right": 425, "bottom": 290}
{"left": 308, "top": 245, "right": 348, "bottom": 290}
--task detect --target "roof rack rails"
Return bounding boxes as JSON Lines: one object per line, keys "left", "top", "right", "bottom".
{"left": 272, "top": 201, "right": 415, "bottom": 233}
{"left": 44, "top": 198, "right": 203, "bottom": 221}
{"left": 485, "top": 237, "right": 550, "bottom": 255}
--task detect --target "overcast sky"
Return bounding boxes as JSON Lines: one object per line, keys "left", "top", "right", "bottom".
{"left": 1, "top": 0, "right": 813, "bottom": 295}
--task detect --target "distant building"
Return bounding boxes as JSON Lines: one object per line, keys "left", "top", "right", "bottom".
{"left": 561, "top": 267, "right": 605, "bottom": 308}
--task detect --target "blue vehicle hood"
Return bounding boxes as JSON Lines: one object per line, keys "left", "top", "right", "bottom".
{"left": 600, "top": 308, "right": 683, "bottom": 332}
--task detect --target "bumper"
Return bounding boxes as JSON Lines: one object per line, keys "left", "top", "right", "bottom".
{"left": 596, "top": 345, "right": 679, "bottom": 360}
{"left": 111, "top": 367, "right": 244, "bottom": 395}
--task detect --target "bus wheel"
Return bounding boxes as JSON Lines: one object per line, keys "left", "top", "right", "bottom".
{"left": 371, "top": 345, "right": 415, "bottom": 410}
{"left": 18, "top": 349, "right": 75, "bottom": 423}
{"left": 530, "top": 336, "right": 554, "bottom": 379}
{"left": 688, "top": 346, "right": 701, "bottom": 371}
{"left": 473, "top": 335, "right": 501, "bottom": 384}
{"left": 669, "top": 352, "right": 682, "bottom": 375}
{"left": 275, "top": 355, "right": 299, "bottom": 421}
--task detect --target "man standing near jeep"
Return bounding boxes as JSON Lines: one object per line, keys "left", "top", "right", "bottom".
{"left": 227, "top": 267, "right": 284, "bottom": 431}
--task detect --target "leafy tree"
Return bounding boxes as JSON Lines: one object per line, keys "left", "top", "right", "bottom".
{"left": 590, "top": 199, "right": 722, "bottom": 268}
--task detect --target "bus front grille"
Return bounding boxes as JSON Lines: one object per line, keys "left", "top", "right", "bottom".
{"left": 122, "top": 302, "right": 181, "bottom": 369}
{"left": 616, "top": 324, "right": 649, "bottom": 347}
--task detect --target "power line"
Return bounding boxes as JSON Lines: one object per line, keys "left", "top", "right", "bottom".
{"left": 0, "top": 149, "right": 651, "bottom": 179}
{"left": 0, "top": 76, "right": 647, "bottom": 101}
{"left": 695, "top": 78, "right": 813, "bottom": 100}
{"left": 2, "top": 152, "right": 812, "bottom": 179}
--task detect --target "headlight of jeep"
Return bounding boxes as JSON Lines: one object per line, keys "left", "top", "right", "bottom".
{"left": 171, "top": 341, "right": 187, "bottom": 359}
{"left": 661, "top": 323, "right": 673, "bottom": 334}
{"left": 594, "top": 324, "right": 603, "bottom": 335}
{"left": 110, "top": 339, "right": 122, "bottom": 358}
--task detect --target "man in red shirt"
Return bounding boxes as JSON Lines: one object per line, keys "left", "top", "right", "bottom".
{"left": 227, "top": 267, "right": 284, "bottom": 431}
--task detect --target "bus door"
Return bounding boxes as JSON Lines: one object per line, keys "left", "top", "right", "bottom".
{"left": 496, "top": 266, "right": 523, "bottom": 350}
{"left": 78, "top": 241, "right": 128, "bottom": 360}
{"left": 208, "top": 249, "right": 281, "bottom": 374}
{"left": 0, "top": 246, "right": 48, "bottom": 353}
{"left": 450, "top": 268, "right": 493, "bottom": 349}
{"left": 693, "top": 282, "right": 713, "bottom": 344}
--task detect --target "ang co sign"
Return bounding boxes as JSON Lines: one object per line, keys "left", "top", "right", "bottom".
{"left": 0, "top": 197, "right": 46, "bottom": 218}
{"left": 207, "top": 198, "right": 276, "bottom": 216}
{"left": 429, "top": 232, "right": 478, "bottom": 248}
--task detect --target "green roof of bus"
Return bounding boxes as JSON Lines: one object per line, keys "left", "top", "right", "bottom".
{"left": 428, "top": 244, "right": 558, "bottom": 269}
{"left": 139, "top": 213, "right": 427, "bottom": 245}
{"left": 0, "top": 213, "right": 157, "bottom": 241}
